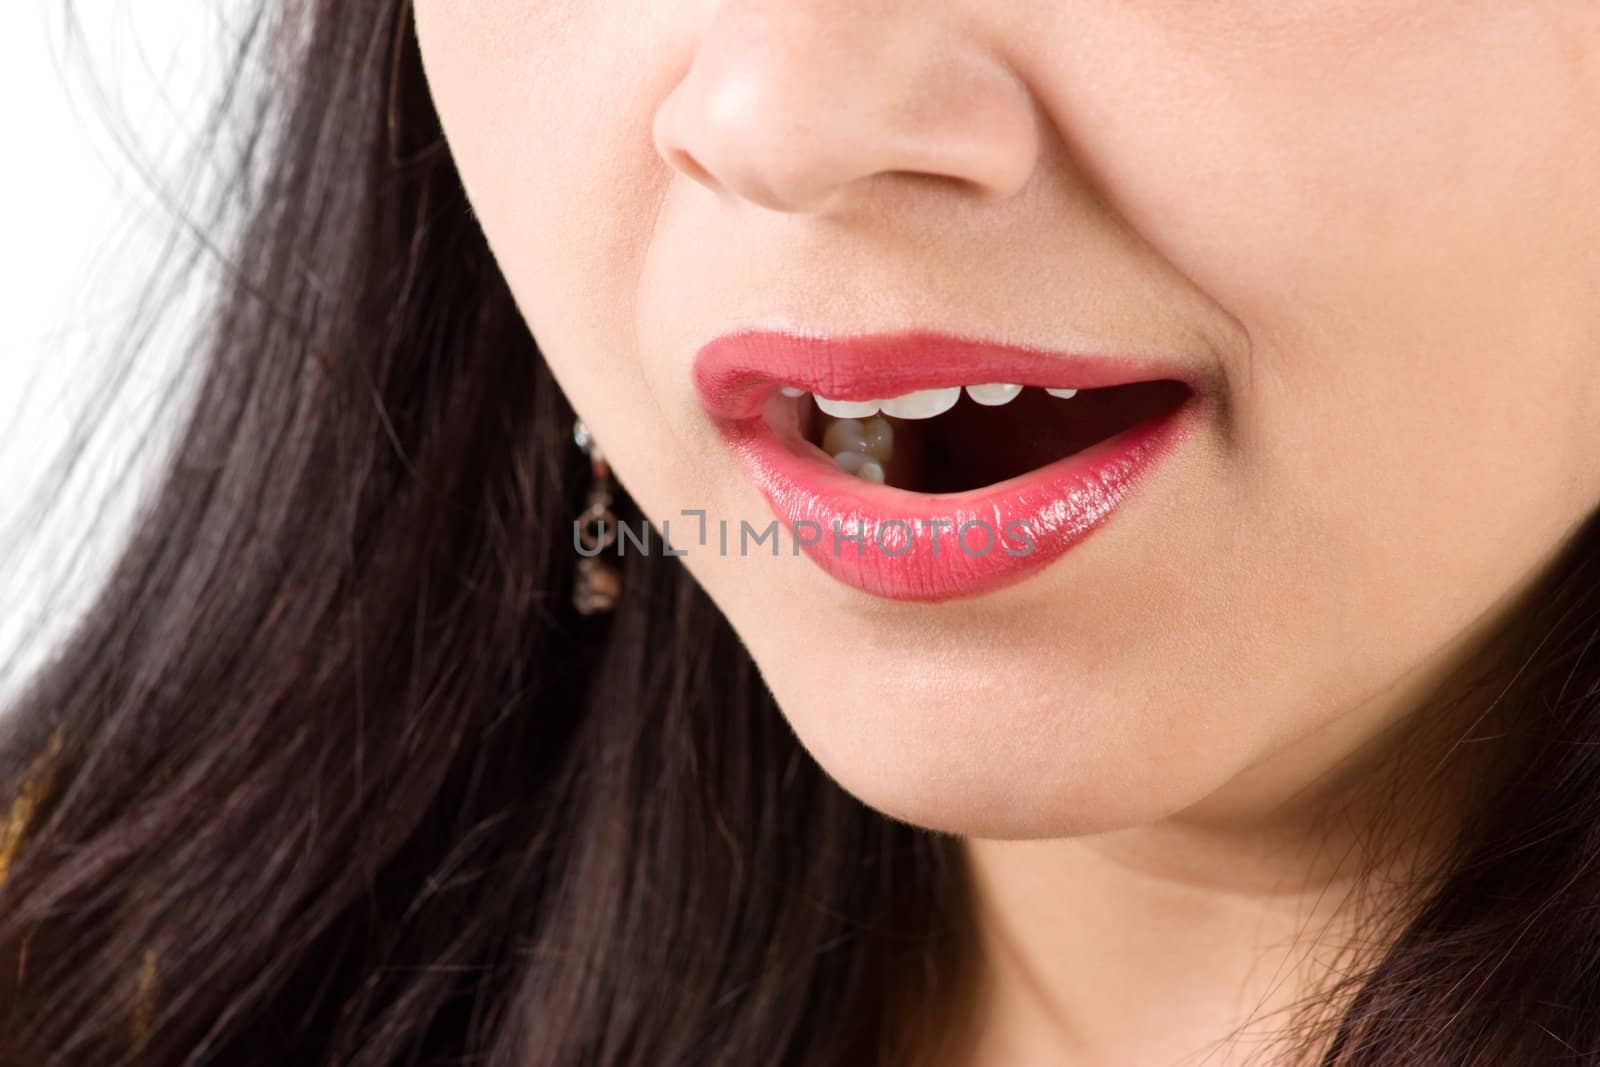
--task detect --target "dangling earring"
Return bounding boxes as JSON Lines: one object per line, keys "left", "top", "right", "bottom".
{"left": 572, "top": 418, "right": 622, "bottom": 615}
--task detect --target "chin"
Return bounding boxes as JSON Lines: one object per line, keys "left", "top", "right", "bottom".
{"left": 755, "top": 654, "right": 1225, "bottom": 840}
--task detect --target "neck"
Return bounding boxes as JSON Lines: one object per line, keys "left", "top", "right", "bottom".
{"left": 928, "top": 647, "right": 1509, "bottom": 1067}
{"left": 954, "top": 820, "right": 1405, "bottom": 1066}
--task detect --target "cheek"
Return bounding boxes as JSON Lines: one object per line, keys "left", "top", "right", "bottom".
{"left": 1035, "top": 3, "right": 1600, "bottom": 618}
{"left": 413, "top": 1, "right": 683, "bottom": 497}
{"left": 1037, "top": 5, "right": 1600, "bottom": 315}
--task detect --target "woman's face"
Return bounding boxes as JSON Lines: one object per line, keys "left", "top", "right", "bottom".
{"left": 413, "top": 2, "right": 1600, "bottom": 837}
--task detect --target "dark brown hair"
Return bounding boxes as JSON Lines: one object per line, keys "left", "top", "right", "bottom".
{"left": 2, "top": 2, "right": 1599, "bottom": 1064}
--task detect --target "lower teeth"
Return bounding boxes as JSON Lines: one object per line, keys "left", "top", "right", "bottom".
{"left": 823, "top": 415, "right": 895, "bottom": 483}
{"left": 833, "top": 451, "right": 885, "bottom": 483}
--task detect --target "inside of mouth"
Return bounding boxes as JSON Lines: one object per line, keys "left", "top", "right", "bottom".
{"left": 794, "top": 380, "right": 1191, "bottom": 493}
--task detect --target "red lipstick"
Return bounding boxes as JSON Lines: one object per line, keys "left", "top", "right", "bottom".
{"left": 693, "top": 329, "right": 1205, "bottom": 601}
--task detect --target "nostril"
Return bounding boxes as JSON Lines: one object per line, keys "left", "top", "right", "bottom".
{"left": 664, "top": 143, "right": 719, "bottom": 193}
{"left": 653, "top": 91, "right": 724, "bottom": 193}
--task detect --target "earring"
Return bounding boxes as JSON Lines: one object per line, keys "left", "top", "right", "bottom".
{"left": 572, "top": 418, "right": 622, "bottom": 615}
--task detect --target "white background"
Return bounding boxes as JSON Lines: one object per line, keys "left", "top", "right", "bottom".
{"left": 0, "top": 3, "right": 236, "bottom": 703}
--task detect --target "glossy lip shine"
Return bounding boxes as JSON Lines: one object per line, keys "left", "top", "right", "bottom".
{"left": 693, "top": 329, "right": 1205, "bottom": 601}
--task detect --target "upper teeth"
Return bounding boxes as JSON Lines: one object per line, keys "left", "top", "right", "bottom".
{"left": 802, "top": 383, "right": 1077, "bottom": 419}
{"left": 965, "top": 382, "right": 1023, "bottom": 406}
{"left": 881, "top": 387, "right": 961, "bottom": 419}
{"left": 813, "top": 396, "right": 882, "bottom": 419}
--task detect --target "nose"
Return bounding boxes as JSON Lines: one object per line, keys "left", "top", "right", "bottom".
{"left": 652, "top": 2, "right": 1043, "bottom": 215}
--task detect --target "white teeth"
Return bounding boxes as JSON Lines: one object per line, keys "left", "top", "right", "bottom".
{"left": 814, "top": 384, "right": 1080, "bottom": 421}
{"left": 879, "top": 387, "right": 961, "bottom": 420}
{"left": 964, "top": 382, "right": 1023, "bottom": 407}
{"left": 833, "top": 451, "right": 885, "bottom": 484}
{"left": 780, "top": 385, "right": 807, "bottom": 398}
{"left": 823, "top": 417, "right": 893, "bottom": 483}
{"left": 814, "top": 395, "right": 881, "bottom": 419}
{"left": 822, "top": 416, "right": 894, "bottom": 462}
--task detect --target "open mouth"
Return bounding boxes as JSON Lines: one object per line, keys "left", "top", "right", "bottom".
{"left": 772, "top": 379, "right": 1193, "bottom": 494}
{"left": 692, "top": 328, "right": 1205, "bottom": 601}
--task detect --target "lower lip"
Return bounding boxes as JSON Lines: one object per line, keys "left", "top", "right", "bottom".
{"left": 715, "top": 397, "right": 1201, "bottom": 601}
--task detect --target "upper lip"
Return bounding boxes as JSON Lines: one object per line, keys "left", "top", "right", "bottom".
{"left": 692, "top": 327, "right": 1206, "bottom": 419}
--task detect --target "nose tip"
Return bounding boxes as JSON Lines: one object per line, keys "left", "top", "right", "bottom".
{"left": 651, "top": 8, "right": 1042, "bottom": 215}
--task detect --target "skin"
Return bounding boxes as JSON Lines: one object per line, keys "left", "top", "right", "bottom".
{"left": 413, "top": 2, "right": 1600, "bottom": 1062}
